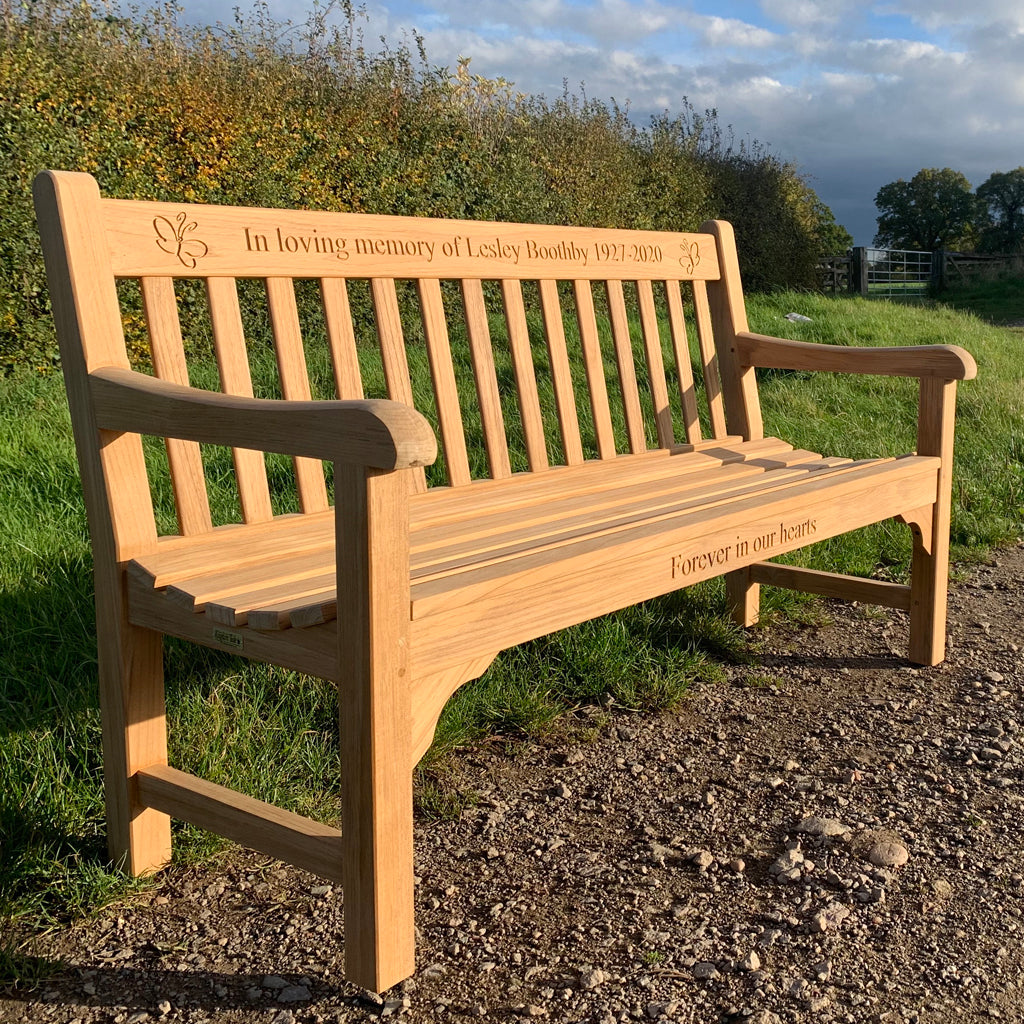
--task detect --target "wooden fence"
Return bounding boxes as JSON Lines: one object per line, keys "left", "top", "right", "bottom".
{"left": 819, "top": 248, "right": 1023, "bottom": 298}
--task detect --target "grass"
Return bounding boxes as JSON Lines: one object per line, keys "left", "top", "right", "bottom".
{"left": 934, "top": 272, "right": 1024, "bottom": 325}
{"left": 1, "top": 287, "right": 1022, "bottom": 985}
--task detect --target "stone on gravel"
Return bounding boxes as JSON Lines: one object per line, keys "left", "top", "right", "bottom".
{"left": 796, "top": 814, "right": 848, "bottom": 836}
{"left": 868, "top": 840, "right": 909, "bottom": 867}
{"left": 692, "top": 961, "right": 719, "bottom": 980}
{"left": 740, "top": 951, "right": 761, "bottom": 972}
{"left": 647, "top": 1000, "right": 679, "bottom": 1018}
{"left": 277, "top": 985, "right": 311, "bottom": 1003}
{"left": 580, "top": 968, "right": 611, "bottom": 990}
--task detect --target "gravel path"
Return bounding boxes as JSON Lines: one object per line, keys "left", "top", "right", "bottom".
{"left": 4, "top": 544, "right": 1023, "bottom": 1024}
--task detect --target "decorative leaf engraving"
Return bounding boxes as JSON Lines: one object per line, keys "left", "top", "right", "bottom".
{"left": 154, "top": 212, "right": 208, "bottom": 268}
{"left": 678, "top": 240, "right": 701, "bottom": 274}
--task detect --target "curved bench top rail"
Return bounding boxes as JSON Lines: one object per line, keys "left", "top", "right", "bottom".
{"left": 101, "top": 198, "right": 722, "bottom": 282}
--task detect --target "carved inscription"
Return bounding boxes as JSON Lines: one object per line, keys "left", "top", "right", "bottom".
{"left": 155, "top": 213, "right": 208, "bottom": 268}
{"left": 243, "top": 225, "right": 697, "bottom": 271}
{"left": 671, "top": 518, "right": 818, "bottom": 579}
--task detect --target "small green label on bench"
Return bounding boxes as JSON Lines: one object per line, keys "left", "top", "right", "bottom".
{"left": 213, "top": 628, "right": 243, "bottom": 650}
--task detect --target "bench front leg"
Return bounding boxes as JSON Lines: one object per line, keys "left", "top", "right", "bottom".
{"left": 906, "top": 377, "right": 958, "bottom": 666}
{"left": 335, "top": 463, "right": 415, "bottom": 992}
{"left": 99, "top": 614, "right": 172, "bottom": 876}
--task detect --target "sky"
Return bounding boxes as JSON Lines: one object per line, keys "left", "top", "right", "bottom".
{"left": 174, "top": 0, "right": 1024, "bottom": 245}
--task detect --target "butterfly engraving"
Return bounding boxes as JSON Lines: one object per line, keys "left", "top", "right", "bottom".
{"left": 678, "top": 240, "right": 701, "bottom": 274}
{"left": 154, "top": 212, "right": 209, "bottom": 268}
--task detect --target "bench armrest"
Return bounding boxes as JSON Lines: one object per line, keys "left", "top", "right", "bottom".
{"left": 735, "top": 332, "right": 977, "bottom": 381}
{"left": 89, "top": 367, "right": 438, "bottom": 470}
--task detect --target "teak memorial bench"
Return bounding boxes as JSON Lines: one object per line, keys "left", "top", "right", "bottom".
{"left": 35, "top": 170, "right": 976, "bottom": 991}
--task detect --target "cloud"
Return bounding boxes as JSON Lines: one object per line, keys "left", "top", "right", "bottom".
{"left": 226, "top": 0, "right": 1024, "bottom": 243}
{"left": 758, "top": 0, "right": 861, "bottom": 28}
{"left": 887, "top": 0, "right": 1024, "bottom": 32}
{"left": 685, "top": 13, "right": 781, "bottom": 50}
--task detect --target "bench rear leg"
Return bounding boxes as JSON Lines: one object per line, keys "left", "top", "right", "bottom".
{"left": 336, "top": 465, "right": 416, "bottom": 992}
{"left": 99, "top": 620, "right": 172, "bottom": 875}
{"left": 905, "top": 505, "right": 947, "bottom": 665}
{"left": 906, "top": 377, "right": 958, "bottom": 667}
{"left": 725, "top": 567, "right": 760, "bottom": 627}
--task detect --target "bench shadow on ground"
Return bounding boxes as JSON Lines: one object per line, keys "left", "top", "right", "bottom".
{"left": 2, "top": 965, "right": 360, "bottom": 1014}
{"left": 0, "top": 552, "right": 275, "bottom": 940}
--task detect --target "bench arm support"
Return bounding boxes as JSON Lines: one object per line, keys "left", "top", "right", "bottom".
{"left": 735, "top": 332, "right": 977, "bottom": 381}
{"left": 89, "top": 366, "right": 437, "bottom": 470}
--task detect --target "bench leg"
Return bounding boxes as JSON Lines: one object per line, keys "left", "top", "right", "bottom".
{"left": 905, "top": 505, "right": 947, "bottom": 666}
{"left": 336, "top": 465, "right": 415, "bottom": 993}
{"left": 725, "top": 567, "right": 760, "bottom": 627}
{"left": 99, "top": 620, "right": 172, "bottom": 876}
{"left": 906, "top": 377, "right": 958, "bottom": 667}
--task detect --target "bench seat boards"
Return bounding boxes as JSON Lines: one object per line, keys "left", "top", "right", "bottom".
{"left": 126, "top": 436, "right": 818, "bottom": 625}
{"left": 127, "top": 444, "right": 941, "bottom": 678}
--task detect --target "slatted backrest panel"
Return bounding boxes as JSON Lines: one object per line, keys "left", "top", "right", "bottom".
{"left": 98, "top": 196, "right": 755, "bottom": 535}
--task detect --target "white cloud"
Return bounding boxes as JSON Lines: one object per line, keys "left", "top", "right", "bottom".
{"left": 886, "top": 0, "right": 1024, "bottom": 32}
{"left": 758, "top": 0, "right": 860, "bottom": 28}
{"left": 690, "top": 14, "right": 780, "bottom": 49}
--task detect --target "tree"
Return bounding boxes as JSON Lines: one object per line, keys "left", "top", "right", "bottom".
{"left": 975, "top": 168, "right": 1024, "bottom": 252}
{"left": 873, "top": 168, "right": 977, "bottom": 251}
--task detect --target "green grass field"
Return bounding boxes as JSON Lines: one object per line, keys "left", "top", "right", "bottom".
{"left": 1, "top": 286, "right": 1022, "bottom": 981}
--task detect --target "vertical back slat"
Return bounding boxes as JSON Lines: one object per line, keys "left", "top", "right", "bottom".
{"left": 417, "top": 279, "right": 471, "bottom": 487}
{"left": 636, "top": 279, "right": 674, "bottom": 448}
{"left": 500, "top": 280, "right": 549, "bottom": 472}
{"left": 321, "top": 278, "right": 363, "bottom": 400}
{"left": 538, "top": 279, "right": 584, "bottom": 466}
{"left": 266, "top": 278, "right": 330, "bottom": 513}
{"left": 371, "top": 278, "right": 427, "bottom": 493}
{"left": 461, "top": 280, "right": 512, "bottom": 480}
{"left": 205, "top": 277, "right": 274, "bottom": 523}
{"left": 692, "top": 280, "right": 728, "bottom": 438}
{"left": 141, "top": 277, "right": 213, "bottom": 535}
{"left": 664, "top": 281, "right": 702, "bottom": 443}
{"left": 605, "top": 280, "right": 646, "bottom": 454}
{"left": 572, "top": 280, "right": 616, "bottom": 460}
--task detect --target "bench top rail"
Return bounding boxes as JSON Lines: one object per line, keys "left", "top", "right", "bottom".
{"left": 36, "top": 170, "right": 753, "bottom": 555}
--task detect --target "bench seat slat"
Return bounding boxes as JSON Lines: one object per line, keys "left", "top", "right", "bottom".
{"left": 410, "top": 435, "right": 787, "bottom": 527}
{"left": 411, "top": 456, "right": 867, "bottom": 584}
{"left": 410, "top": 455, "right": 942, "bottom": 623}
{"left": 410, "top": 453, "right": 844, "bottom": 567}
{"left": 129, "top": 452, "right": 931, "bottom": 642}
{"left": 410, "top": 446, "right": 829, "bottom": 550}
{"left": 409, "top": 458, "right": 942, "bottom": 674}
{"left": 206, "top": 571, "right": 336, "bottom": 627}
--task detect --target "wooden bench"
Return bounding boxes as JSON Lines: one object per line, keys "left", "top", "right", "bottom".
{"left": 34, "top": 170, "right": 976, "bottom": 992}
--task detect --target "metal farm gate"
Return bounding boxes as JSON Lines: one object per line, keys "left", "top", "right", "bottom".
{"left": 819, "top": 247, "right": 933, "bottom": 301}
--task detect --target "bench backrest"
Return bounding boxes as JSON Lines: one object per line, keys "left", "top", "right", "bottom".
{"left": 35, "top": 170, "right": 763, "bottom": 562}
